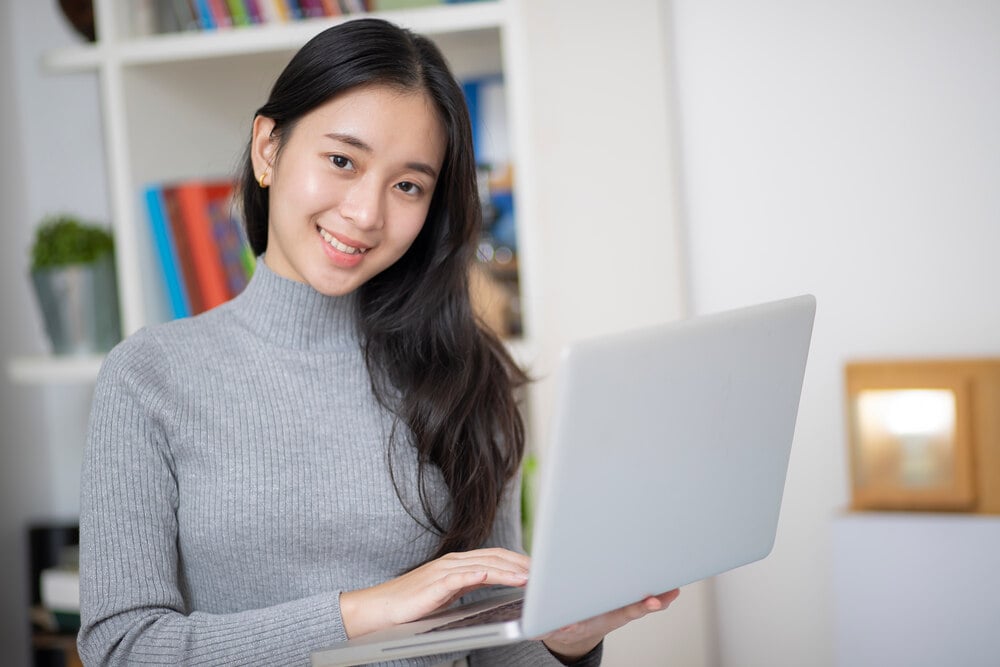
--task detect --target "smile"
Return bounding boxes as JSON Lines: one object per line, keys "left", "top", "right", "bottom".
{"left": 318, "top": 227, "right": 369, "bottom": 255}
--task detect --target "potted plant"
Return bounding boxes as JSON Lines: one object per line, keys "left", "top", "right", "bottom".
{"left": 30, "top": 214, "right": 121, "bottom": 355}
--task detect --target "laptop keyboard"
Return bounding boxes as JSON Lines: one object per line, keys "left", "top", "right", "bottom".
{"left": 418, "top": 597, "right": 525, "bottom": 634}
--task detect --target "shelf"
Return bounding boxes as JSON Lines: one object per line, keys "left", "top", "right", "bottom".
{"left": 43, "top": 2, "right": 506, "bottom": 72}
{"left": 7, "top": 355, "right": 105, "bottom": 385}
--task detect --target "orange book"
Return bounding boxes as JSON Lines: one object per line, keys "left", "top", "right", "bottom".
{"left": 175, "top": 181, "right": 233, "bottom": 311}
{"left": 163, "top": 185, "right": 206, "bottom": 314}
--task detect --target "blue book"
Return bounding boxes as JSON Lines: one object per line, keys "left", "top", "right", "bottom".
{"left": 193, "top": 0, "right": 217, "bottom": 29}
{"left": 144, "top": 185, "right": 191, "bottom": 319}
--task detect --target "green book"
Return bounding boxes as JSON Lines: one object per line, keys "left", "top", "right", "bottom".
{"left": 226, "top": 0, "right": 252, "bottom": 25}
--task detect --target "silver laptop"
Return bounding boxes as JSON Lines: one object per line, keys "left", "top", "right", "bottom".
{"left": 311, "top": 294, "right": 816, "bottom": 667}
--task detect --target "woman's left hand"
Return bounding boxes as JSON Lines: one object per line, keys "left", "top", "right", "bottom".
{"left": 539, "top": 589, "right": 681, "bottom": 663}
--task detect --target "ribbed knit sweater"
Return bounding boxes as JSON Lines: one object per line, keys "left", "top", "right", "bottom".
{"left": 78, "top": 261, "right": 598, "bottom": 666}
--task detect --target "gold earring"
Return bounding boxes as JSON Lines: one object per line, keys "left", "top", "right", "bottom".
{"left": 258, "top": 168, "right": 269, "bottom": 188}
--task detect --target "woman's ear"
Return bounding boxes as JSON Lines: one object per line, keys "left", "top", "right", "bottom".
{"left": 251, "top": 115, "right": 278, "bottom": 187}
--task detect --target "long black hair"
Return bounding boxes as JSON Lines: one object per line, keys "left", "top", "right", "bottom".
{"left": 238, "top": 18, "right": 528, "bottom": 559}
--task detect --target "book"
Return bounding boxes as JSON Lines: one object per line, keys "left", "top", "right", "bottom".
{"left": 144, "top": 185, "right": 192, "bottom": 319}
{"left": 226, "top": 0, "right": 252, "bottom": 25}
{"left": 263, "top": 0, "right": 290, "bottom": 21}
{"left": 298, "top": 0, "right": 327, "bottom": 17}
{"left": 192, "top": 0, "right": 217, "bottom": 28}
{"left": 207, "top": 188, "right": 254, "bottom": 296}
{"left": 170, "top": 0, "right": 201, "bottom": 31}
{"left": 175, "top": 181, "right": 234, "bottom": 311}
{"left": 284, "top": 0, "right": 304, "bottom": 20}
{"left": 39, "top": 566, "right": 81, "bottom": 633}
{"left": 339, "top": 0, "right": 367, "bottom": 14}
{"left": 208, "top": 0, "right": 234, "bottom": 28}
{"left": 319, "top": 0, "right": 342, "bottom": 15}
{"left": 145, "top": 179, "right": 255, "bottom": 318}
{"left": 163, "top": 185, "right": 206, "bottom": 314}
{"left": 243, "top": 0, "right": 264, "bottom": 23}
{"left": 40, "top": 567, "right": 80, "bottom": 613}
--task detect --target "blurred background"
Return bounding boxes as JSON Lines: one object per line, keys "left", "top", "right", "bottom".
{"left": 2, "top": 1, "right": 999, "bottom": 666}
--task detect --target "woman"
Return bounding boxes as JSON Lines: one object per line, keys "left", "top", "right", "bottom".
{"left": 78, "top": 18, "right": 677, "bottom": 666}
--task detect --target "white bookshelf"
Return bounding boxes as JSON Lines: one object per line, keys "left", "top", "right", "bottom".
{"left": 12, "top": 0, "right": 530, "bottom": 384}
{"left": 43, "top": 3, "right": 508, "bottom": 71}
{"left": 7, "top": 355, "right": 106, "bottom": 385}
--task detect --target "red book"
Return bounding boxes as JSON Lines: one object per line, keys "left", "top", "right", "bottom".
{"left": 207, "top": 0, "right": 233, "bottom": 28}
{"left": 175, "top": 180, "right": 233, "bottom": 311}
{"left": 163, "top": 185, "right": 206, "bottom": 314}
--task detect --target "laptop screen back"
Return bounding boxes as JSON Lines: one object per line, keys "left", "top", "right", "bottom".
{"left": 521, "top": 295, "right": 815, "bottom": 637}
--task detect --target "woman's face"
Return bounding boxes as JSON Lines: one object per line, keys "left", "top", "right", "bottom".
{"left": 252, "top": 85, "right": 447, "bottom": 296}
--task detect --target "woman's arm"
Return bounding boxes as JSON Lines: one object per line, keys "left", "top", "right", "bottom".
{"left": 78, "top": 333, "right": 346, "bottom": 666}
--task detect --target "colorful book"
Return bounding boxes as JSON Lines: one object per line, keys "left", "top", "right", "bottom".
{"left": 298, "top": 0, "right": 327, "bottom": 17}
{"left": 243, "top": 0, "right": 264, "bottom": 23}
{"left": 171, "top": 0, "right": 201, "bottom": 31}
{"left": 144, "top": 185, "right": 191, "bottom": 319}
{"left": 284, "top": 0, "right": 304, "bottom": 19}
{"left": 262, "top": 0, "right": 290, "bottom": 21}
{"left": 175, "top": 181, "right": 233, "bottom": 311}
{"left": 207, "top": 0, "right": 234, "bottom": 28}
{"left": 339, "top": 0, "right": 366, "bottom": 13}
{"left": 206, "top": 188, "right": 253, "bottom": 297}
{"left": 255, "top": 0, "right": 280, "bottom": 22}
{"left": 192, "top": 0, "right": 216, "bottom": 28}
{"left": 319, "top": 0, "right": 342, "bottom": 15}
{"left": 163, "top": 186, "right": 206, "bottom": 314}
{"left": 226, "top": 0, "right": 252, "bottom": 25}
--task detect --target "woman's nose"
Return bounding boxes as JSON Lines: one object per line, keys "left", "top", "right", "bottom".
{"left": 339, "top": 176, "right": 384, "bottom": 231}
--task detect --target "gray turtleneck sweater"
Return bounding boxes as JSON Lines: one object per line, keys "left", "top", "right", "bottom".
{"left": 78, "top": 261, "right": 599, "bottom": 666}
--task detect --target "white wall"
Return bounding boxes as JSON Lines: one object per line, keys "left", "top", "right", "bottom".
{"left": 0, "top": 1, "right": 107, "bottom": 662}
{"left": 670, "top": 1, "right": 1000, "bottom": 665}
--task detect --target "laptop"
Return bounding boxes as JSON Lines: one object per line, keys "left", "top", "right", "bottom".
{"left": 311, "top": 294, "right": 816, "bottom": 667}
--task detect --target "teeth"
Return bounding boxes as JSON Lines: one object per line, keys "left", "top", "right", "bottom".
{"left": 319, "top": 228, "right": 366, "bottom": 255}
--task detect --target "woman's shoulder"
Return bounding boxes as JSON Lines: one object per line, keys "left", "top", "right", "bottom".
{"left": 99, "top": 306, "right": 236, "bottom": 382}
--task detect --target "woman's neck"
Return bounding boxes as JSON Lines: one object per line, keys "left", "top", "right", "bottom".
{"left": 230, "top": 257, "right": 359, "bottom": 351}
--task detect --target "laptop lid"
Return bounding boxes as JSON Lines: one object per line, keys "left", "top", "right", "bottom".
{"left": 520, "top": 293, "right": 815, "bottom": 636}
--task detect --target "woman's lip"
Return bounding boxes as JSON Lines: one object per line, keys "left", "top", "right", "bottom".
{"left": 317, "top": 226, "right": 371, "bottom": 253}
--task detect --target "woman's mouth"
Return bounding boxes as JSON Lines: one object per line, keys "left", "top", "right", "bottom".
{"left": 318, "top": 227, "right": 369, "bottom": 255}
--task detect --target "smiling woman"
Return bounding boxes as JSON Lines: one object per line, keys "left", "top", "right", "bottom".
{"left": 76, "top": 17, "right": 674, "bottom": 667}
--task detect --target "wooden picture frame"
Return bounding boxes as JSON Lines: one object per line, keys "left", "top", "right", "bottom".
{"left": 845, "top": 359, "right": 1000, "bottom": 513}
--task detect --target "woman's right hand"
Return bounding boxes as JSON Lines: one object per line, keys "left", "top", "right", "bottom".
{"left": 339, "top": 548, "right": 530, "bottom": 638}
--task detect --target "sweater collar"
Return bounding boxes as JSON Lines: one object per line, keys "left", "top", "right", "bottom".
{"left": 230, "top": 257, "right": 360, "bottom": 350}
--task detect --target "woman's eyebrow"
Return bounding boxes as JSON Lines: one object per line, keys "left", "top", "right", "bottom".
{"left": 325, "top": 132, "right": 438, "bottom": 179}
{"left": 326, "top": 132, "right": 371, "bottom": 152}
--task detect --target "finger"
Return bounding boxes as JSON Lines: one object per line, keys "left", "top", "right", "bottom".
{"left": 431, "top": 567, "right": 527, "bottom": 601}
{"left": 449, "top": 548, "right": 531, "bottom": 570}
{"left": 435, "top": 555, "right": 530, "bottom": 579}
{"left": 646, "top": 589, "right": 681, "bottom": 610}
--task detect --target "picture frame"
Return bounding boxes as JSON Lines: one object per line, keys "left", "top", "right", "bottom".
{"left": 844, "top": 359, "right": 1000, "bottom": 513}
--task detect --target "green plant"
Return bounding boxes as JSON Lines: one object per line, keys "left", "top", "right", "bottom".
{"left": 31, "top": 215, "right": 114, "bottom": 271}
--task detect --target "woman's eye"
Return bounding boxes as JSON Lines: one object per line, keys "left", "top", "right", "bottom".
{"left": 396, "top": 181, "right": 422, "bottom": 195}
{"left": 329, "top": 155, "right": 353, "bottom": 170}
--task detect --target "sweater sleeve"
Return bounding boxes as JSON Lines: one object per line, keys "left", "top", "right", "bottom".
{"left": 77, "top": 331, "right": 347, "bottom": 666}
{"left": 464, "top": 471, "right": 603, "bottom": 667}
